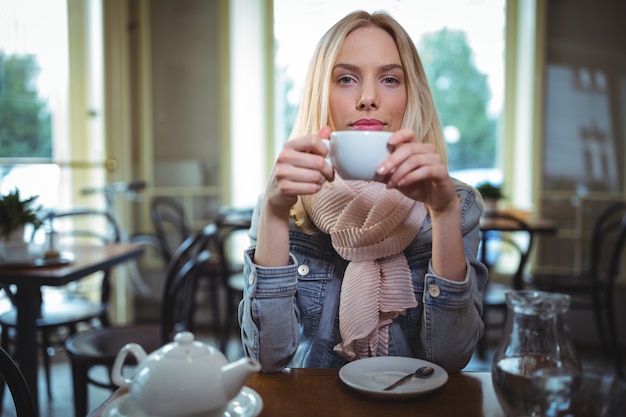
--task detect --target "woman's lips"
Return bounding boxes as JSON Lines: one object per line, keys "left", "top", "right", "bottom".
{"left": 351, "top": 119, "right": 385, "bottom": 130}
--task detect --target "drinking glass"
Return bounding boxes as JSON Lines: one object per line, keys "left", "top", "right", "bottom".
{"left": 532, "top": 368, "right": 626, "bottom": 417}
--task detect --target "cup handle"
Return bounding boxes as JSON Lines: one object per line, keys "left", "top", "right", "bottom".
{"left": 111, "top": 343, "right": 148, "bottom": 387}
{"left": 321, "top": 138, "right": 333, "bottom": 168}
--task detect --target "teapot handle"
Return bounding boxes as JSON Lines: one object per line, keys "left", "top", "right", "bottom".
{"left": 111, "top": 343, "right": 148, "bottom": 387}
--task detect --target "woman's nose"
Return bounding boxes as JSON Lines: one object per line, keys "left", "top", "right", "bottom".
{"left": 357, "top": 83, "right": 379, "bottom": 110}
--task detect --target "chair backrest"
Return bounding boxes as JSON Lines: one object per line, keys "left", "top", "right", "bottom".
{"left": 0, "top": 346, "right": 38, "bottom": 417}
{"left": 214, "top": 207, "right": 252, "bottom": 288}
{"left": 39, "top": 208, "right": 122, "bottom": 325}
{"left": 38, "top": 208, "right": 121, "bottom": 246}
{"left": 481, "top": 212, "right": 534, "bottom": 290}
{"left": 160, "top": 250, "right": 212, "bottom": 343}
{"left": 150, "top": 197, "right": 191, "bottom": 264}
{"left": 588, "top": 202, "right": 626, "bottom": 286}
{"left": 158, "top": 224, "right": 216, "bottom": 343}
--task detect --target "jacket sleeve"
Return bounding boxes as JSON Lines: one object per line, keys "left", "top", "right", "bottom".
{"left": 238, "top": 198, "right": 301, "bottom": 372}
{"left": 418, "top": 185, "right": 487, "bottom": 373}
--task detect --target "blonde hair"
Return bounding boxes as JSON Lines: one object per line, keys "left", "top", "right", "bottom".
{"left": 290, "top": 10, "right": 447, "bottom": 229}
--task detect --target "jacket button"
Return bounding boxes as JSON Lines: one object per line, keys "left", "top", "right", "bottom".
{"left": 428, "top": 284, "right": 441, "bottom": 297}
{"left": 297, "top": 265, "right": 310, "bottom": 276}
{"left": 248, "top": 273, "right": 254, "bottom": 285}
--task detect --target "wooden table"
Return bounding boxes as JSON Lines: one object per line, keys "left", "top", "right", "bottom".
{"left": 0, "top": 243, "right": 144, "bottom": 410}
{"left": 479, "top": 209, "right": 557, "bottom": 277}
{"left": 89, "top": 369, "right": 504, "bottom": 417}
{"left": 480, "top": 209, "right": 557, "bottom": 234}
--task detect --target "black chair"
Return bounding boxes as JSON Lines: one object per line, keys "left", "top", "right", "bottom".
{"left": 0, "top": 346, "right": 38, "bottom": 417}
{"left": 524, "top": 201, "right": 626, "bottom": 379}
{"left": 0, "top": 208, "right": 121, "bottom": 400}
{"left": 65, "top": 224, "right": 216, "bottom": 417}
{"left": 150, "top": 196, "right": 191, "bottom": 264}
{"left": 478, "top": 212, "right": 534, "bottom": 358}
{"left": 213, "top": 207, "right": 252, "bottom": 353}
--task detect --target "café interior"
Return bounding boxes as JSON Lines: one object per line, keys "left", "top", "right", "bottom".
{"left": 0, "top": 0, "right": 625, "bottom": 416}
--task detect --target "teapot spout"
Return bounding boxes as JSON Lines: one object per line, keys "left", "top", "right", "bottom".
{"left": 221, "top": 357, "right": 261, "bottom": 400}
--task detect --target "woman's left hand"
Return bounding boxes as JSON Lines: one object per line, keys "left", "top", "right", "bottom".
{"left": 377, "top": 129, "right": 457, "bottom": 214}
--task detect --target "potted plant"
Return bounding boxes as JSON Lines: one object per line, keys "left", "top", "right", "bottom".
{"left": 476, "top": 181, "right": 503, "bottom": 214}
{"left": 0, "top": 189, "right": 43, "bottom": 242}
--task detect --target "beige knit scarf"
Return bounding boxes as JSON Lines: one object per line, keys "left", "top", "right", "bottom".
{"left": 301, "top": 177, "right": 427, "bottom": 360}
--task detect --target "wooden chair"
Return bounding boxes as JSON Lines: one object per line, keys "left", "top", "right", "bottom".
{"left": 150, "top": 196, "right": 191, "bottom": 264}
{"left": 524, "top": 201, "right": 626, "bottom": 379}
{"left": 0, "top": 208, "right": 121, "bottom": 401}
{"left": 0, "top": 346, "right": 38, "bottom": 417}
{"left": 478, "top": 211, "right": 534, "bottom": 358}
{"left": 64, "top": 224, "right": 216, "bottom": 417}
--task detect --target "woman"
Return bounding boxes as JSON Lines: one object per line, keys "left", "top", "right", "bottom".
{"left": 238, "top": 10, "right": 487, "bottom": 373}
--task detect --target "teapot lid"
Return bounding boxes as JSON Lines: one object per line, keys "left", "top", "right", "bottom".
{"left": 159, "top": 331, "right": 217, "bottom": 360}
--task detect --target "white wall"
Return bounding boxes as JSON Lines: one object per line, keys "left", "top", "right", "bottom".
{"left": 229, "top": 0, "right": 267, "bottom": 208}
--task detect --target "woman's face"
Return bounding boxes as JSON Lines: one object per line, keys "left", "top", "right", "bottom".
{"left": 328, "top": 26, "right": 407, "bottom": 132}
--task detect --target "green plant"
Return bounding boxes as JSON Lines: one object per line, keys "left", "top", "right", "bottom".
{"left": 0, "top": 189, "right": 43, "bottom": 240}
{"left": 476, "top": 181, "right": 503, "bottom": 199}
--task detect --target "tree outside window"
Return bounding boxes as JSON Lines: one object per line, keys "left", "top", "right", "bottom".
{"left": 0, "top": 53, "right": 52, "bottom": 158}
{"left": 419, "top": 29, "right": 497, "bottom": 171}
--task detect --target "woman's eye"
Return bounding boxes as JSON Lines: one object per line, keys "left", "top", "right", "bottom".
{"left": 382, "top": 77, "right": 400, "bottom": 85}
{"left": 338, "top": 76, "right": 355, "bottom": 84}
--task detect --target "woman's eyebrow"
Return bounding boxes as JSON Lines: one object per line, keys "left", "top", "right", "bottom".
{"left": 332, "top": 63, "right": 360, "bottom": 73}
{"left": 332, "top": 63, "right": 403, "bottom": 73}
{"left": 379, "top": 63, "right": 404, "bottom": 72}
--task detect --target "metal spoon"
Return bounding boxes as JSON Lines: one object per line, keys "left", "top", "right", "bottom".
{"left": 383, "top": 366, "right": 434, "bottom": 391}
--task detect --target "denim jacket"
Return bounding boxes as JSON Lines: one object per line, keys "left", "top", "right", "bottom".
{"left": 238, "top": 182, "right": 487, "bottom": 373}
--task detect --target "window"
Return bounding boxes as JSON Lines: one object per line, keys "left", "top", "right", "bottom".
{"left": 0, "top": 0, "right": 105, "bottom": 214}
{"left": 0, "top": 0, "right": 68, "bottom": 208}
{"left": 274, "top": 0, "right": 506, "bottom": 187}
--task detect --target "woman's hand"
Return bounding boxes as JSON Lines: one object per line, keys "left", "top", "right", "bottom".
{"left": 255, "top": 126, "right": 333, "bottom": 267}
{"left": 377, "top": 129, "right": 457, "bottom": 214}
{"left": 264, "top": 126, "right": 334, "bottom": 214}
{"left": 378, "top": 129, "right": 466, "bottom": 281}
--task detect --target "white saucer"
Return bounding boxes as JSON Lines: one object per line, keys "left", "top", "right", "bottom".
{"left": 339, "top": 356, "right": 448, "bottom": 399}
{"left": 102, "top": 386, "right": 263, "bottom": 417}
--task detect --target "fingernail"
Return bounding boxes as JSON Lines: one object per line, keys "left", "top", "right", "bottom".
{"left": 377, "top": 166, "right": 386, "bottom": 175}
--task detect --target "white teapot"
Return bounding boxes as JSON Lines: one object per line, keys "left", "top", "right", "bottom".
{"left": 111, "top": 331, "right": 261, "bottom": 416}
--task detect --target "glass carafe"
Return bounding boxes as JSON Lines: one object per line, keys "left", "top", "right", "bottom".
{"left": 491, "top": 290, "right": 581, "bottom": 417}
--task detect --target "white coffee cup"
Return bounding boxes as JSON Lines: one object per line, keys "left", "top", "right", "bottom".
{"left": 324, "top": 130, "right": 392, "bottom": 181}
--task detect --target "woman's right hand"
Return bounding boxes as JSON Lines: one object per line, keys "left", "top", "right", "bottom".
{"left": 254, "top": 127, "right": 333, "bottom": 267}
{"left": 264, "top": 126, "right": 334, "bottom": 214}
